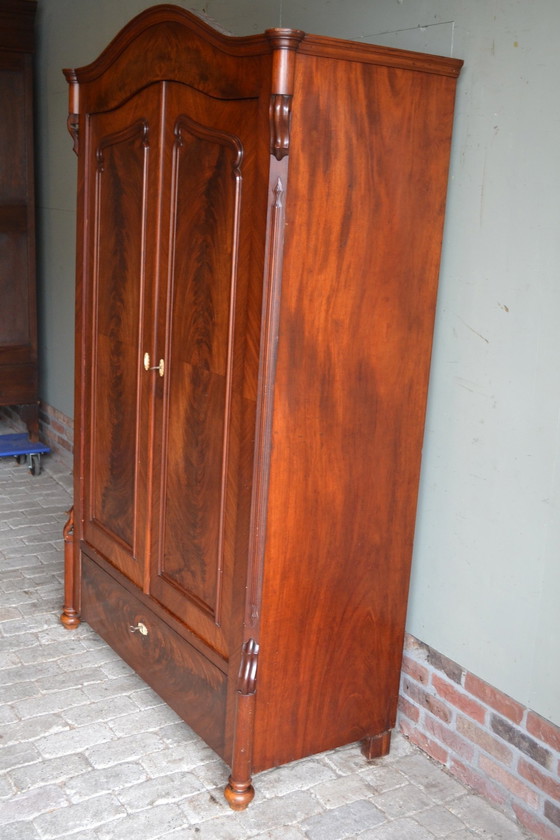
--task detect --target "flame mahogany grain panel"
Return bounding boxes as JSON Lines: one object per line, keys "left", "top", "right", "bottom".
{"left": 252, "top": 53, "right": 461, "bottom": 771}
{"left": 93, "top": 121, "right": 146, "bottom": 551}
{"left": 148, "top": 84, "right": 264, "bottom": 662}
{"left": 81, "top": 86, "right": 161, "bottom": 589}
{"left": 62, "top": 4, "right": 462, "bottom": 808}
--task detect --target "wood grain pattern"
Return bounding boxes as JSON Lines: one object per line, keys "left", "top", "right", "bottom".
{"left": 160, "top": 117, "right": 241, "bottom": 616}
{"left": 81, "top": 86, "right": 162, "bottom": 588}
{"left": 81, "top": 551, "right": 228, "bottom": 756}
{"left": 92, "top": 121, "right": 146, "bottom": 549}
{"left": 148, "top": 84, "right": 264, "bottom": 665}
{"left": 299, "top": 31, "right": 462, "bottom": 76}
{"left": 64, "top": 8, "right": 270, "bottom": 115}
{"left": 252, "top": 53, "right": 460, "bottom": 771}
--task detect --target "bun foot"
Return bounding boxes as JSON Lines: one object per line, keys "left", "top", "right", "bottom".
{"left": 224, "top": 776, "right": 255, "bottom": 810}
{"left": 60, "top": 609, "right": 80, "bottom": 629}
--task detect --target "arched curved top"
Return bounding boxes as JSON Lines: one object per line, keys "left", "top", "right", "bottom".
{"left": 64, "top": 5, "right": 299, "bottom": 113}
{"left": 63, "top": 4, "right": 462, "bottom": 115}
{"left": 66, "top": 5, "right": 279, "bottom": 85}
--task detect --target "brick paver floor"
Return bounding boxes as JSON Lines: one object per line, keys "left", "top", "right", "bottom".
{"left": 0, "top": 422, "right": 535, "bottom": 839}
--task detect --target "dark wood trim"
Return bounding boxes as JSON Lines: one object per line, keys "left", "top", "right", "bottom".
{"left": 299, "top": 32, "right": 463, "bottom": 76}
{"left": 60, "top": 507, "right": 80, "bottom": 628}
{"left": 244, "top": 159, "right": 289, "bottom": 634}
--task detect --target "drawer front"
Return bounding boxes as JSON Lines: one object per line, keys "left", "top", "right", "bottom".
{"left": 81, "top": 553, "right": 228, "bottom": 758}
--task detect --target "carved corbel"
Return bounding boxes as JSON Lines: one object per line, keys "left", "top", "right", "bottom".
{"left": 67, "top": 113, "right": 79, "bottom": 155}
{"left": 270, "top": 94, "right": 292, "bottom": 160}
{"left": 237, "top": 637, "right": 259, "bottom": 695}
{"left": 266, "top": 28, "right": 304, "bottom": 160}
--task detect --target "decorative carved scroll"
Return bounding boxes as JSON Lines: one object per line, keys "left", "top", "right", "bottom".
{"left": 96, "top": 119, "right": 149, "bottom": 172}
{"left": 174, "top": 114, "right": 243, "bottom": 174}
{"left": 67, "top": 113, "right": 79, "bottom": 155}
{"left": 265, "top": 28, "right": 304, "bottom": 160}
{"left": 270, "top": 94, "right": 292, "bottom": 160}
{"left": 237, "top": 638, "right": 260, "bottom": 694}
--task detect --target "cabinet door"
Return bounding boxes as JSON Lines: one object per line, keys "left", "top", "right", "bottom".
{"left": 80, "top": 86, "right": 163, "bottom": 588}
{"left": 149, "top": 84, "right": 263, "bottom": 660}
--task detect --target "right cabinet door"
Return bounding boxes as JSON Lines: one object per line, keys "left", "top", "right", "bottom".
{"left": 148, "top": 83, "right": 265, "bottom": 663}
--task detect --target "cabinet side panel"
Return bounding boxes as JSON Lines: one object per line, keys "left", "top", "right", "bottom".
{"left": 254, "top": 55, "right": 459, "bottom": 769}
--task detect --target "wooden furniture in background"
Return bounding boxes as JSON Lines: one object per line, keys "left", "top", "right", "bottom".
{"left": 0, "top": 0, "right": 38, "bottom": 438}
{"left": 61, "top": 4, "right": 462, "bottom": 808}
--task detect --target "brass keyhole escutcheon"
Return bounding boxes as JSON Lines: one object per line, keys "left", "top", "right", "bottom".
{"left": 143, "top": 353, "right": 164, "bottom": 377}
{"left": 129, "top": 622, "right": 149, "bottom": 636}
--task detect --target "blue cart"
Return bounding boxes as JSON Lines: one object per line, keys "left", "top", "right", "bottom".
{"left": 0, "top": 433, "right": 50, "bottom": 475}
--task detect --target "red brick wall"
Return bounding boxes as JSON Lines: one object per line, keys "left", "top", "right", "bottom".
{"left": 398, "top": 634, "right": 560, "bottom": 839}
{"left": 38, "top": 401, "right": 74, "bottom": 462}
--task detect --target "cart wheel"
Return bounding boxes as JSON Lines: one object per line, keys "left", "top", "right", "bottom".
{"left": 16, "top": 454, "right": 25, "bottom": 465}
{"left": 30, "top": 454, "right": 41, "bottom": 476}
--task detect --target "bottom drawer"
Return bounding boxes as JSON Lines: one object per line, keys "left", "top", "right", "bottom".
{"left": 81, "top": 552, "right": 228, "bottom": 757}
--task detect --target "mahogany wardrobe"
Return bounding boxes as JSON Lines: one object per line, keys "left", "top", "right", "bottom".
{"left": 61, "top": 4, "right": 462, "bottom": 808}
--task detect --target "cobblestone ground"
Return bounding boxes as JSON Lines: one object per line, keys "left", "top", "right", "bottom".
{"left": 0, "top": 427, "right": 535, "bottom": 839}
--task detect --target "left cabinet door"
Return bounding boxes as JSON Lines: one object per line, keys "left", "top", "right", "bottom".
{"left": 79, "top": 86, "right": 163, "bottom": 588}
